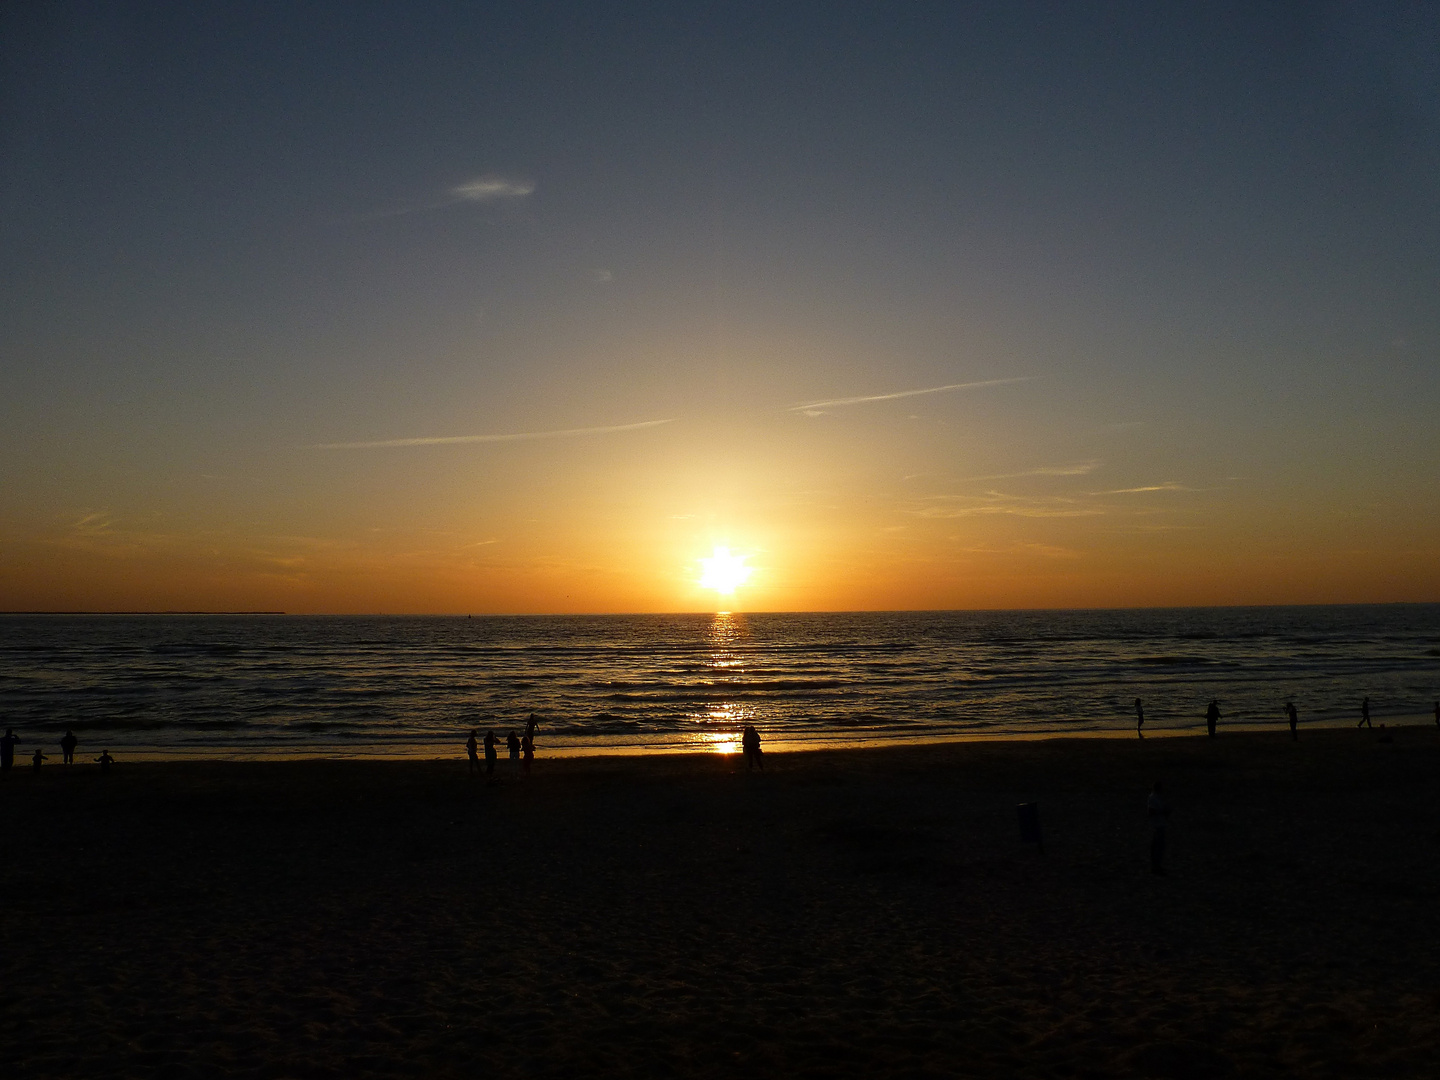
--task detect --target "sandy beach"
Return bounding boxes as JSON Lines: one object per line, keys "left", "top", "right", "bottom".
{"left": 3, "top": 727, "right": 1439, "bottom": 1078}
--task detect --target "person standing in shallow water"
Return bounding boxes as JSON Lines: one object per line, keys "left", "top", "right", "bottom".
{"left": 60, "top": 730, "right": 77, "bottom": 765}
{"left": 1205, "top": 700, "right": 1221, "bottom": 738}
{"left": 1147, "top": 781, "right": 1170, "bottom": 875}
{"left": 742, "top": 725, "right": 763, "bottom": 771}
{"left": 1358, "top": 697, "right": 1372, "bottom": 728}
{"left": 465, "top": 729, "right": 480, "bottom": 776}
{"left": 1284, "top": 701, "right": 1299, "bottom": 741}
{"left": 0, "top": 727, "right": 19, "bottom": 772}
{"left": 525, "top": 713, "right": 538, "bottom": 749}
{"left": 1134, "top": 698, "right": 1145, "bottom": 738}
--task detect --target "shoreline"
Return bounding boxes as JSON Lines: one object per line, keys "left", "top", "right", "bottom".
{"left": 10, "top": 714, "right": 1438, "bottom": 763}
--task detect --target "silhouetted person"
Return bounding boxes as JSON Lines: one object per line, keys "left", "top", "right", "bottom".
{"left": 60, "top": 730, "right": 77, "bottom": 765}
{"left": 1205, "top": 700, "right": 1221, "bottom": 738}
{"left": 1134, "top": 698, "right": 1145, "bottom": 738}
{"left": 742, "top": 725, "right": 763, "bottom": 771}
{"left": 521, "top": 733, "right": 534, "bottom": 776}
{"left": 96, "top": 750, "right": 114, "bottom": 774}
{"left": 31, "top": 747, "right": 47, "bottom": 772}
{"left": 507, "top": 731, "right": 520, "bottom": 769}
{"left": 1284, "top": 700, "right": 1298, "bottom": 741}
{"left": 1434, "top": 701, "right": 1439, "bottom": 728}
{"left": 466, "top": 729, "right": 480, "bottom": 775}
{"left": 1358, "top": 696, "right": 1372, "bottom": 728}
{"left": 525, "top": 713, "right": 538, "bottom": 748}
{"left": 0, "top": 728, "right": 18, "bottom": 772}
{"left": 484, "top": 730, "right": 498, "bottom": 778}
{"left": 1148, "top": 781, "right": 1170, "bottom": 875}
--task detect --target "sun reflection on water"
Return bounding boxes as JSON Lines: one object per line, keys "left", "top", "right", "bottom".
{"left": 687, "top": 611, "right": 752, "bottom": 752}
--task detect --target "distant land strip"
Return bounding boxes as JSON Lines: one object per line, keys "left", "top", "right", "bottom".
{"left": 1, "top": 611, "right": 288, "bottom": 616}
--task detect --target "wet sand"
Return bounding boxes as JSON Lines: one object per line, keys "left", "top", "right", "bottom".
{"left": 3, "top": 727, "right": 1439, "bottom": 1078}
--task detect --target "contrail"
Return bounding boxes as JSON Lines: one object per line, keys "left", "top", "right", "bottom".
{"left": 316, "top": 418, "right": 676, "bottom": 450}
{"left": 790, "top": 377, "right": 1032, "bottom": 412}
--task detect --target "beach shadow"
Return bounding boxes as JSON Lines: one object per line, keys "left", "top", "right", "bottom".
{"left": 1124, "top": 1039, "right": 1238, "bottom": 1079}
{"left": 817, "top": 818, "right": 944, "bottom": 877}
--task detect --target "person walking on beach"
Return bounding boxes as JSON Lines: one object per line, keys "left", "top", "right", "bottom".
{"left": 0, "top": 727, "right": 19, "bottom": 773}
{"left": 60, "top": 730, "right": 77, "bottom": 765}
{"left": 466, "top": 729, "right": 481, "bottom": 776}
{"left": 96, "top": 750, "right": 114, "bottom": 774}
{"left": 1148, "top": 781, "right": 1170, "bottom": 875}
{"left": 742, "top": 725, "right": 763, "bottom": 771}
{"left": 507, "top": 731, "right": 521, "bottom": 770}
{"left": 484, "top": 729, "right": 498, "bottom": 779}
{"left": 1284, "top": 700, "right": 1299, "bottom": 741}
{"left": 1358, "top": 696, "right": 1372, "bottom": 728}
{"left": 521, "top": 733, "right": 534, "bottom": 776}
{"left": 1134, "top": 698, "right": 1145, "bottom": 738}
{"left": 31, "top": 747, "right": 47, "bottom": 772}
{"left": 1205, "top": 700, "right": 1221, "bottom": 738}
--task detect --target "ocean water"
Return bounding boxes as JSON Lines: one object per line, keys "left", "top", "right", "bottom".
{"left": 1, "top": 606, "right": 1437, "bottom": 758}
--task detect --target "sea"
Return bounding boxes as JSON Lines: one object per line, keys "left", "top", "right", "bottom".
{"left": 1, "top": 606, "right": 1437, "bottom": 758}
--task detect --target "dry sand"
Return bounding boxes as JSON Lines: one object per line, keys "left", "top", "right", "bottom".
{"left": 3, "top": 727, "right": 1439, "bottom": 1078}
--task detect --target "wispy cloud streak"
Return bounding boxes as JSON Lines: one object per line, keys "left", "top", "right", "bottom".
{"left": 367, "top": 174, "right": 535, "bottom": 218}
{"left": 1093, "top": 482, "right": 1192, "bottom": 494}
{"left": 911, "top": 492, "right": 1105, "bottom": 519}
{"left": 952, "top": 460, "right": 1102, "bottom": 483}
{"left": 791, "top": 377, "right": 1031, "bottom": 413}
{"left": 451, "top": 176, "right": 534, "bottom": 201}
{"left": 316, "top": 418, "right": 675, "bottom": 450}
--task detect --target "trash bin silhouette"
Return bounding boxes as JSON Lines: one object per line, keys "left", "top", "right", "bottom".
{"left": 1017, "top": 802, "right": 1043, "bottom": 850}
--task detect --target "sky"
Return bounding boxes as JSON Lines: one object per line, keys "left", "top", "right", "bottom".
{"left": 2, "top": 1, "right": 1438, "bottom": 613}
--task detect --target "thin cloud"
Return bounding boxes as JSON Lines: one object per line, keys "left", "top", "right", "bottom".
{"left": 1093, "top": 482, "right": 1193, "bottom": 494}
{"left": 790, "top": 377, "right": 1031, "bottom": 413}
{"left": 315, "top": 418, "right": 675, "bottom": 450}
{"left": 910, "top": 492, "right": 1105, "bottom": 519}
{"left": 954, "top": 460, "right": 1102, "bottom": 483}
{"left": 365, "top": 174, "right": 535, "bottom": 218}
{"left": 1020, "top": 542, "right": 1084, "bottom": 559}
{"left": 451, "top": 175, "right": 534, "bottom": 202}
{"left": 73, "top": 511, "right": 113, "bottom": 533}
{"left": 917, "top": 504, "right": 1106, "bottom": 519}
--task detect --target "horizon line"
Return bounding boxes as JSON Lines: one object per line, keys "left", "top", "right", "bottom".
{"left": 3, "top": 600, "right": 1433, "bottom": 617}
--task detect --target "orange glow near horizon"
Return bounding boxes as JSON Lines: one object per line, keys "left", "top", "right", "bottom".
{"left": 2, "top": 400, "right": 1438, "bottom": 614}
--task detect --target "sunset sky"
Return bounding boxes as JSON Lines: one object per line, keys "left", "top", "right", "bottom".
{"left": 2, "top": 2, "right": 1438, "bottom": 613}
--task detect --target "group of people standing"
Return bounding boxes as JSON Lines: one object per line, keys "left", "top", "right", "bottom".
{"left": 0, "top": 727, "right": 113, "bottom": 774}
{"left": 1131, "top": 697, "right": 1439, "bottom": 739}
{"left": 466, "top": 713, "right": 538, "bottom": 779}
{"left": 462, "top": 718, "right": 768, "bottom": 775}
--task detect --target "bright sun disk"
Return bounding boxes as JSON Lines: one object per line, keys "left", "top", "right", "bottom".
{"left": 699, "top": 545, "right": 752, "bottom": 595}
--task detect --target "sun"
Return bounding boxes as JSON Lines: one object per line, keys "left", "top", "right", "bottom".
{"left": 698, "top": 545, "right": 752, "bottom": 595}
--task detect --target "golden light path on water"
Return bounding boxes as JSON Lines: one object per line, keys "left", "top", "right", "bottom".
{"left": 695, "top": 610, "right": 749, "bottom": 754}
